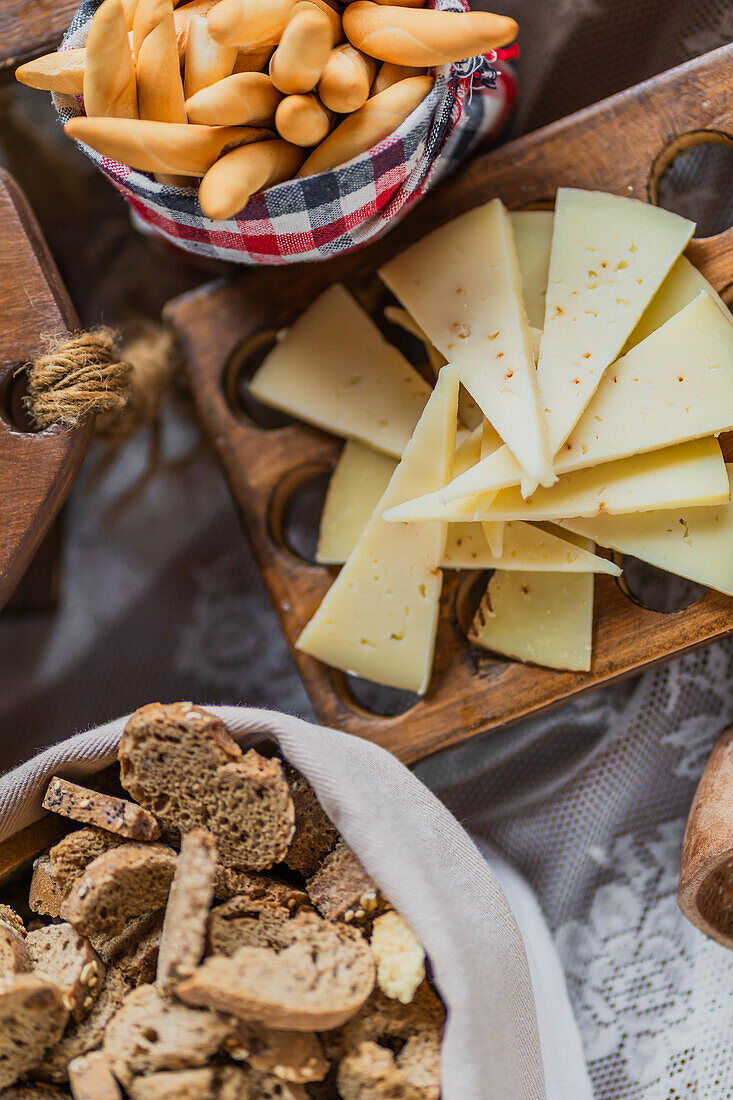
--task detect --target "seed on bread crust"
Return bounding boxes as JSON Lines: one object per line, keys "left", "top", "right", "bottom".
{"left": 0, "top": 923, "right": 32, "bottom": 976}
{"left": 29, "top": 857, "right": 65, "bottom": 919}
{"left": 68, "top": 1050, "right": 121, "bottom": 1100}
{"left": 26, "top": 924, "right": 105, "bottom": 1022}
{"left": 60, "top": 844, "right": 177, "bottom": 937}
{"left": 283, "top": 766, "right": 340, "bottom": 878}
{"left": 178, "top": 912, "right": 375, "bottom": 1031}
{"left": 118, "top": 703, "right": 295, "bottom": 871}
{"left": 157, "top": 830, "right": 216, "bottom": 990}
{"left": 370, "top": 912, "right": 425, "bottom": 1005}
{"left": 0, "top": 974, "right": 68, "bottom": 1088}
{"left": 226, "top": 1021, "right": 329, "bottom": 1083}
{"left": 0, "top": 904, "right": 26, "bottom": 939}
{"left": 49, "top": 829, "right": 127, "bottom": 900}
{"left": 103, "top": 983, "right": 232, "bottom": 1086}
{"left": 43, "top": 778, "right": 160, "bottom": 842}
{"left": 306, "top": 842, "right": 381, "bottom": 924}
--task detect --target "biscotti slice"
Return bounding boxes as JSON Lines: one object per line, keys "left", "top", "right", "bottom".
{"left": 306, "top": 842, "right": 381, "bottom": 923}
{"left": 33, "top": 967, "right": 130, "bottom": 1085}
{"left": 226, "top": 1021, "right": 328, "bottom": 1083}
{"left": 157, "top": 830, "right": 216, "bottom": 991}
{"left": 336, "top": 1041, "right": 423, "bottom": 1100}
{"left": 29, "top": 856, "right": 65, "bottom": 919}
{"left": 26, "top": 924, "right": 105, "bottom": 1022}
{"left": 370, "top": 912, "right": 425, "bottom": 1004}
{"left": 49, "top": 829, "right": 128, "bottom": 900}
{"left": 0, "top": 974, "right": 68, "bottom": 1087}
{"left": 0, "top": 922, "right": 32, "bottom": 975}
{"left": 0, "top": 903, "right": 27, "bottom": 938}
{"left": 118, "top": 704, "right": 295, "bottom": 871}
{"left": 68, "top": 1051, "right": 121, "bottom": 1100}
{"left": 43, "top": 778, "right": 160, "bottom": 842}
{"left": 103, "top": 983, "right": 232, "bottom": 1086}
{"left": 127, "top": 1067, "right": 218, "bottom": 1100}
{"left": 178, "top": 915, "right": 375, "bottom": 1031}
{"left": 206, "top": 897, "right": 294, "bottom": 957}
{"left": 214, "top": 866, "right": 310, "bottom": 911}
{"left": 283, "top": 767, "right": 339, "bottom": 877}
{"left": 397, "top": 1029, "right": 441, "bottom": 1099}
{"left": 60, "top": 844, "right": 177, "bottom": 937}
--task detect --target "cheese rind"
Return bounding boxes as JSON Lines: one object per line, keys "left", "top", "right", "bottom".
{"left": 559, "top": 465, "right": 733, "bottom": 597}
{"left": 510, "top": 209, "right": 554, "bottom": 330}
{"left": 249, "top": 283, "right": 432, "bottom": 459}
{"left": 316, "top": 441, "right": 397, "bottom": 564}
{"left": 379, "top": 198, "right": 553, "bottom": 484}
{"left": 443, "top": 521, "right": 620, "bottom": 574}
{"left": 469, "top": 565, "right": 594, "bottom": 671}
{"left": 297, "top": 365, "right": 460, "bottom": 694}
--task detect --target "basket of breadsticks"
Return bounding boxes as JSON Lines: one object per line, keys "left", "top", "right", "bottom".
{"left": 15, "top": 0, "right": 517, "bottom": 264}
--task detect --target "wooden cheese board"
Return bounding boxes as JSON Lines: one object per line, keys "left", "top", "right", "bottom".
{"left": 0, "top": 0, "right": 78, "bottom": 78}
{"left": 166, "top": 44, "right": 733, "bottom": 764}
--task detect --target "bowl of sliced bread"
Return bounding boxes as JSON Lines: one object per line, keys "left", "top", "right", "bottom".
{"left": 0, "top": 702, "right": 546, "bottom": 1099}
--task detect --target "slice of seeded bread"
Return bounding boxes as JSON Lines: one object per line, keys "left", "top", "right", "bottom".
{"left": 67, "top": 1050, "right": 122, "bottom": 1100}
{"left": 369, "top": 912, "right": 425, "bottom": 1005}
{"left": 336, "top": 1041, "right": 423, "bottom": 1100}
{"left": 89, "top": 910, "right": 163, "bottom": 969}
{"left": 126, "top": 1068, "right": 218, "bottom": 1100}
{"left": 102, "top": 983, "right": 232, "bottom": 1086}
{"left": 60, "top": 845, "right": 177, "bottom": 937}
{"left": 49, "top": 830, "right": 128, "bottom": 900}
{"left": 29, "top": 857, "right": 65, "bottom": 919}
{"left": 26, "top": 925, "right": 105, "bottom": 1022}
{"left": 206, "top": 898, "right": 295, "bottom": 958}
{"left": 157, "top": 830, "right": 216, "bottom": 991}
{"left": 283, "top": 767, "right": 339, "bottom": 878}
{"left": 0, "top": 975, "right": 69, "bottom": 1088}
{"left": 225, "top": 1021, "right": 328, "bottom": 1083}
{"left": 43, "top": 779, "right": 160, "bottom": 842}
{"left": 116, "top": 918, "right": 163, "bottom": 987}
{"left": 0, "top": 904, "right": 26, "bottom": 938}
{"left": 118, "top": 704, "right": 295, "bottom": 871}
{"left": 0, "top": 923, "right": 32, "bottom": 976}
{"left": 217, "top": 1065, "right": 308, "bottom": 1100}
{"left": 178, "top": 914, "right": 375, "bottom": 1031}
{"left": 323, "top": 984, "right": 445, "bottom": 1063}
{"left": 396, "top": 1029, "right": 441, "bottom": 1099}
{"left": 306, "top": 843, "right": 381, "bottom": 924}
{"left": 213, "top": 866, "right": 310, "bottom": 911}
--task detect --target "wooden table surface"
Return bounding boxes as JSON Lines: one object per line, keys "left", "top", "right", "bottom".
{"left": 0, "top": 0, "right": 78, "bottom": 79}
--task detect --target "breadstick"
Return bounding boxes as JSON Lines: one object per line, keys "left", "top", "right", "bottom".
{"left": 120, "top": 0, "right": 140, "bottom": 27}
{"left": 233, "top": 48, "right": 273, "bottom": 72}
{"left": 186, "top": 72, "right": 282, "bottom": 125}
{"left": 15, "top": 50, "right": 86, "bottom": 96}
{"left": 134, "top": 0, "right": 187, "bottom": 122}
{"left": 297, "top": 73, "right": 431, "bottom": 174}
{"left": 270, "top": 3, "right": 337, "bottom": 95}
{"left": 65, "top": 116, "right": 268, "bottom": 174}
{"left": 199, "top": 138, "right": 304, "bottom": 218}
{"left": 318, "top": 43, "right": 377, "bottom": 113}
{"left": 84, "top": 0, "right": 139, "bottom": 119}
{"left": 371, "top": 60, "right": 423, "bottom": 95}
{"left": 275, "top": 94, "right": 333, "bottom": 146}
{"left": 173, "top": 0, "right": 220, "bottom": 55}
{"left": 184, "top": 14, "right": 238, "bottom": 97}
{"left": 342, "top": 2, "right": 517, "bottom": 66}
{"left": 208, "top": 0, "right": 297, "bottom": 49}
{"left": 370, "top": 0, "right": 425, "bottom": 5}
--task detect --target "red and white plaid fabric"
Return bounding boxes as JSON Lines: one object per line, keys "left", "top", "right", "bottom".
{"left": 57, "top": 0, "right": 517, "bottom": 265}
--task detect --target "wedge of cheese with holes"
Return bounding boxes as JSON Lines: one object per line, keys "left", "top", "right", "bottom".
{"left": 559, "top": 465, "right": 733, "bottom": 596}
{"left": 510, "top": 209, "right": 554, "bottom": 330}
{"left": 468, "top": 437, "right": 728, "bottom": 522}
{"left": 624, "top": 255, "right": 729, "bottom": 352}
{"left": 441, "top": 290, "right": 733, "bottom": 502}
{"left": 249, "top": 284, "right": 432, "bottom": 459}
{"left": 469, "top": 553, "right": 595, "bottom": 671}
{"left": 316, "top": 441, "right": 397, "bottom": 564}
{"left": 443, "top": 521, "right": 620, "bottom": 574}
{"left": 379, "top": 198, "right": 553, "bottom": 486}
{"left": 297, "top": 365, "right": 459, "bottom": 694}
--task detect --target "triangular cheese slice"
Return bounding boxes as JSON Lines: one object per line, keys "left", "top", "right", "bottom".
{"left": 250, "top": 284, "right": 432, "bottom": 459}
{"left": 510, "top": 209, "right": 554, "bottom": 330}
{"left": 442, "top": 290, "right": 733, "bottom": 501}
{"left": 624, "top": 255, "right": 729, "bottom": 352}
{"left": 471, "top": 437, "right": 728, "bottom": 522}
{"left": 379, "top": 198, "right": 553, "bottom": 485}
{"left": 559, "top": 465, "right": 733, "bottom": 597}
{"left": 316, "top": 441, "right": 397, "bottom": 565}
{"left": 297, "top": 365, "right": 460, "bottom": 694}
{"left": 443, "top": 521, "right": 620, "bottom": 575}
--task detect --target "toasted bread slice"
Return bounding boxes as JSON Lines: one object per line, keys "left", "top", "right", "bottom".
{"left": 61, "top": 845, "right": 177, "bottom": 937}
{"left": 68, "top": 1050, "right": 122, "bottom": 1100}
{"left": 157, "top": 830, "right": 216, "bottom": 990}
{"left": 283, "top": 766, "right": 339, "bottom": 877}
{"left": 307, "top": 842, "right": 381, "bottom": 924}
{"left": 0, "top": 975, "right": 68, "bottom": 1088}
{"left": 26, "top": 924, "right": 105, "bottom": 1022}
{"left": 43, "top": 778, "right": 160, "bottom": 842}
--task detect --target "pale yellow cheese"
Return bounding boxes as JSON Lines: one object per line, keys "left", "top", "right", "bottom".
{"left": 379, "top": 198, "right": 553, "bottom": 485}
{"left": 624, "top": 255, "right": 729, "bottom": 352}
{"left": 442, "top": 290, "right": 733, "bottom": 501}
{"left": 296, "top": 365, "right": 460, "bottom": 694}
{"left": 510, "top": 209, "right": 554, "bottom": 330}
{"left": 472, "top": 437, "right": 728, "bottom": 522}
{"left": 559, "top": 465, "right": 733, "bottom": 597}
{"left": 250, "top": 284, "right": 432, "bottom": 459}
{"left": 469, "top": 560, "right": 594, "bottom": 671}
{"left": 316, "top": 441, "right": 397, "bottom": 564}
{"left": 481, "top": 420, "right": 504, "bottom": 558}
{"left": 443, "top": 521, "right": 620, "bottom": 575}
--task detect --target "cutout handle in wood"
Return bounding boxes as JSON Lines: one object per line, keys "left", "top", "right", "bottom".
{"left": 0, "top": 170, "right": 92, "bottom": 611}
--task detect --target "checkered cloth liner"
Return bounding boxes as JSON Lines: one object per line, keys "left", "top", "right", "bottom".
{"left": 55, "top": 0, "right": 517, "bottom": 265}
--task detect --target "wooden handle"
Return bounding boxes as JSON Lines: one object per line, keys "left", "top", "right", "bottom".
{"left": 371, "top": 59, "right": 424, "bottom": 95}
{"left": 65, "top": 115, "right": 268, "bottom": 175}
{"left": 679, "top": 725, "right": 733, "bottom": 950}
{"left": 134, "top": 0, "right": 187, "bottom": 122}
{"left": 342, "top": 1, "right": 517, "bottom": 66}
{"left": 186, "top": 71, "right": 282, "bottom": 125}
{"left": 199, "top": 138, "right": 305, "bottom": 218}
{"left": 84, "top": 0, "right": 139, "bottom": 119}
{"left": 15, "top": 49, "right": 86, "bottom": 96}
{"left": 184, "top": 13, "right": 238, "bottom": 97}
{"left": 318, "top": 43, "right": 377, "bottom": 113}
{"left": 297, "top": 72, "right": 432, "bottom": 174}
{"left": 275, "top": 93, "right": 333, "bottom": 146}
{"left": 208, "top": 0, "right": 297, "bottom": 48}
{"left": 270, "top": 2, "right": 336, "bottom": 95}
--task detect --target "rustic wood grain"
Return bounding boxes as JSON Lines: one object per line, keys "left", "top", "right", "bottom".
{"left": 0, "top": 0, "right": 78, "bottom": 78}
{"left": 0, "top": 169, "right": 92, "bottom": 611}
{"left": 167, "top": 44, "right": 733, "bottom": 764}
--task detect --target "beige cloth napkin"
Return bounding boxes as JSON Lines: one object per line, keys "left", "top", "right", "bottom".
{"left": 0, "top": 704, "right": 548, "bottom": 1100}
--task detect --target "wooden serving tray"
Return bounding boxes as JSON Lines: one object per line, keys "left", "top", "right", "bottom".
{"left": 0, "top": 0, "right": 77, "bottom": 78}
{"left": 167, "top": 44, "right": 733, "bottom": 764}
